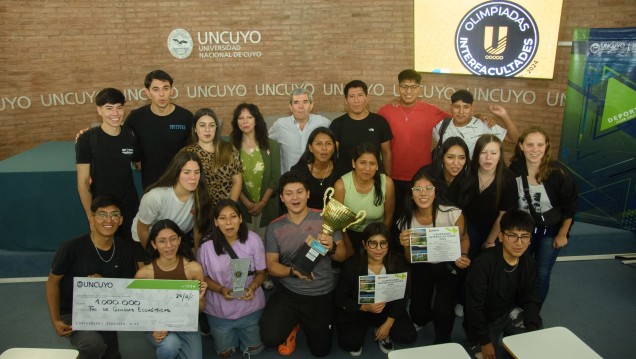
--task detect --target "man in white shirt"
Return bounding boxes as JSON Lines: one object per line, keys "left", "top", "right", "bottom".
{"left": 269, "top": 88, "right": 331, "bottom": 173}
{"left": 432, "top": 89, "right": 519, "bottom": 157}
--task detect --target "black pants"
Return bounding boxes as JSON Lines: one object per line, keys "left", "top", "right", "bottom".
{"left": 259, "top": 285, "right": 334, "bottom": 357}
{"left": 337, "top": 306, "right": 417, "bottom": 352}
{"left": 410, "top": 262, "right": 460, "bottom": 344}
{"left": 393, "top": 179, "right": 411, "bottom": 222}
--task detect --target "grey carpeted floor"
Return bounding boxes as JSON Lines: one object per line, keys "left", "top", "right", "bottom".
{"left": 1, "top": 259, "right": 634, "bottom": 358}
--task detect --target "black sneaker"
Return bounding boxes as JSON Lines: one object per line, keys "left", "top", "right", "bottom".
{"left": 378, "top": 337, "right": 394, "bottom": 354}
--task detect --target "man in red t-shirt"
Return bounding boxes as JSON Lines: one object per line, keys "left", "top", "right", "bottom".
{"left": 378, "top": 69, "right": 450, "bottom": 215}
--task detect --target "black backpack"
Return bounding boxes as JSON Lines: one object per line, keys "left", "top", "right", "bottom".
{"left": 431, "top": 118, "right": 452, "bottom": 164}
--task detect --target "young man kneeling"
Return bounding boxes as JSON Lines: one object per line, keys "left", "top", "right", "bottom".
{"left": 463, "top": 210, "right": 542, "bottom": 359}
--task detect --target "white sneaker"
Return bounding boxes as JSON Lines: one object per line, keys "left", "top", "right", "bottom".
{"left": 378, "top": 337, "right": 394, "bottom": 354}
{"left": 455, "top": 304, "right": 464, "bottom": 317}
{"left": 413, "top": 323, "right": 423, "bottom": 331}
{"left": 348, "top": 347, "right": 362, "bottom": 357}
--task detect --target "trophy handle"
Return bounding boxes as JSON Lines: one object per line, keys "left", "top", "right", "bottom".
{"left": 342, "top": 210, "right": 366, "bottom": 233}
{"left": 322, "top": 187, "right": 335, "bottom": 212}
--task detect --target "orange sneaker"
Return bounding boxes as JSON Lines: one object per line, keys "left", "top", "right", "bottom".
{"left": 277, "top": 324, "right": 300, "bottom": 355}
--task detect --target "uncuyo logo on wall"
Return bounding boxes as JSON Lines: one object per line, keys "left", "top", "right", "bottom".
{"left": 167, "top": 29, "right": 194, "bottom": 59}
{"left": 455, "top": 1, "right": 538, "bottom": 77}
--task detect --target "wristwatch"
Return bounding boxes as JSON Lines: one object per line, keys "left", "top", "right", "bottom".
{"left": 289, "top": 266, "right": 298, "bottom": 278}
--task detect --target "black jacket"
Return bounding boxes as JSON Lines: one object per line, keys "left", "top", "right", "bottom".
{"left": 509, "top": 160, "right": 577, "bottom": 228}
{"left": 463, "top": 246, "right": 542, "bottom": 345}
{"left": 334, "top": 253, "right": 409, "bottom": 325}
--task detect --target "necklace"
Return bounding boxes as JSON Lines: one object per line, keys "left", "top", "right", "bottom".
{"left": 242, "top": 138, "right": 258, "bottom": 155}
{"left": 91, "top": 234, "right": 115, "bottom": 263}
{"left": 504, "top": 261, "right": 518, "bottom": 273}
{"left": 312, "top": 162, "right": 332, "bottom": 186}
{"left": 479, "top": 172, "right": 496, "bottom": 191}
{"left": 398, "top": 104, "right": 416, "bottom": 122}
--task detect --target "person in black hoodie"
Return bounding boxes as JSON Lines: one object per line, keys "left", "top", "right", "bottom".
{"left": 335, "top": 222, "right": 416, "bottom": 356}
{"left": 464, "top": 210, "right": 543, "bottom": 359}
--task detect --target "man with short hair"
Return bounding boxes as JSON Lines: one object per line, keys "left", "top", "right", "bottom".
{"left": 269, "top": 88, "right": 331, "bottom": 173}
{"left": 433, "top": 89, "right": 519, "bottom": 157}
{"left": 330, "top": 80, "right": 393, "bottom": 176}
{"left": 76, "top": 88, "right": 139, "bottom": 242}
{"left": 259, "top": 171, "right": 346, "bottom": 357}
{"left": 464, "top": 210, "right": 542, "bottom": 359}
{"left": 46, "top": 195, "right": 136, "bottom": 359}
{"left": 125, "top": 70, "right": 194, "bottom": 189}
{"left": 378, "top": 69, "right": 450, "bottom": 214}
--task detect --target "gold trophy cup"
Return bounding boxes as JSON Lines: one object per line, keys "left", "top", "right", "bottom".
{"left": 290, "top": 187, "right": 366, "bottom": 276}
{"left": 321, "top": 187, "right": 366, "bottom": 234}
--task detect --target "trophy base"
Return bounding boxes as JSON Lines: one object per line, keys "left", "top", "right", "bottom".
{"left": 291, "top": 235, "right": 328, "bottom": 277}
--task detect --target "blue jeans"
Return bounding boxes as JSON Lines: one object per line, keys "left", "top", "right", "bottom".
{"left": 527, "top": 228, "right": 560, "bottom": 304}
{"left": 145, "top": 331, "right": 202, "bottom": 359}
{"left": 207, "top": 309, "right": 263, "bottom": 356}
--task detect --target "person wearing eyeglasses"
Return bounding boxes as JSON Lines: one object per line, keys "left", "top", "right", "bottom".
{"left": 396, "top": 166, "right": 470, "bottom": 344}
{"left": 135, "top": 219, "right": 207, "bottom": 359}
{"left": 46, "top": 195, "right": 137, "bottom": 359}
{"left": 181, "top": 108, "right": 243, "bottom": 209}
{"left": 463, "top": 210, "right": 543, "bottom": 359}
{"left": 335, "top": 222, "right": 416, "bottom": 356}
{"left": 378, "top": 69, "right": 451, "bottom": 218}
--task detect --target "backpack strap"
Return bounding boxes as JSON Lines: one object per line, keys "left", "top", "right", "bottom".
{"left": 438, "top": 117, "right": 452, "bottom": 144}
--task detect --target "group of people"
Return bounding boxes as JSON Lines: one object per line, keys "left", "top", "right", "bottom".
{"left": 45, "top": 68, "right": 577, "bottom": 359}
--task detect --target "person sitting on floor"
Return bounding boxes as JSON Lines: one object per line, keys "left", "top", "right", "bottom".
{"left": 463, "top": 210, "right": 543, "bottom": 359}
{"left": 46, "top": 195, "right": 136, "bottom": 359}
{"left": 259, "top": 171, "right": 347, "bottom": 357}
{"left": 135, "top": 219, "right": 207, "bottom": 359}
{"left": 335, "top": 222, "right": 416, "bottom": 356}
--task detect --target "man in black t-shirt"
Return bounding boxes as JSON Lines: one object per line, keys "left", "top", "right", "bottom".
{"left": 329, "top": 80, "right": 393, "bottom": 176}
{"left": 46, "top": 196, "right": 136, "bottom": 359}
{"left": 464, "top": 210, "right": 542, "bottom": 359}
{"left": 76, "top": 88, "right": 139, "bottom": 242}
{"left": 125, "top": 70, "right": 193, "bottom": 189}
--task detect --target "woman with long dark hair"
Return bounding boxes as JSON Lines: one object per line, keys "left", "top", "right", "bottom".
{"left": 509, "top": 126, "right": 577, "bottom": 304}
{"left": 429, "top": 136, "right": 472, "bottom": 209}
{"left": 197, "top": 199, "right": 266, "bottom": 358}
{"left": 181, "top": 108, "right": 242, "bottom": 208}
{"left": 335, "top": 222, "right": 416, "bottom": 356}
{"left": 230, "top": 103, "right": 281, "bottom": 239}
{"left": 135, "top": 219, "right": 207, "bottom": 359}
{"left": 464, "top": 134, "right": 518, "bottom": 258}
{"left": 396, "top": 167, "right": 470, "bottom": 344}
{"left": 132, "top": 151, "right": 211, "bottom": 253}
{"left": 333, "top": 142, "right": 395, "bottom": 256}
{"left": 290, "top": 127, "right": 341, "bottom": 210}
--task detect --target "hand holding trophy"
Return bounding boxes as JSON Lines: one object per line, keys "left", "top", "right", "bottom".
{"left": 291, "top": 187, "right": 366, "bottom": 276}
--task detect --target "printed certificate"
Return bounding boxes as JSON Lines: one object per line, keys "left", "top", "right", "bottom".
{"left": 410, "top": 226, "right": 461, "bottom": 263}
{"left": 358, "top": 272, "right": 407, "bottom": 304}
{"left": 72, "top": 277, "right": 199, "bottom": 331}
